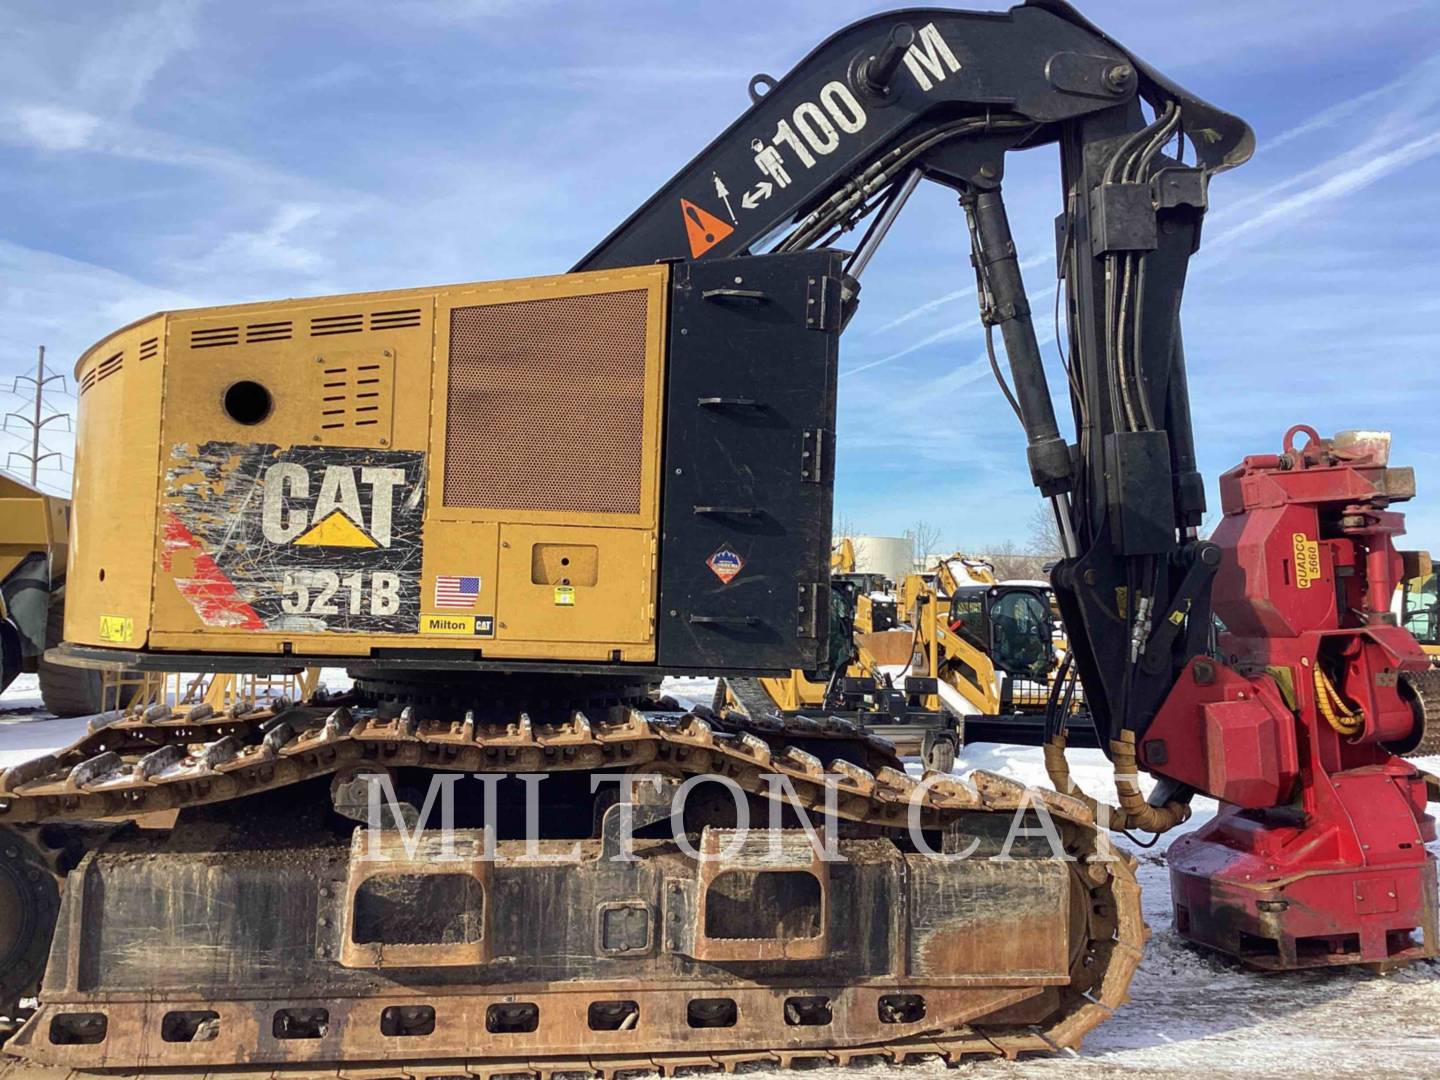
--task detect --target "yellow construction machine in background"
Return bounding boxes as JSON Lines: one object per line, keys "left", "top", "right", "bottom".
{"left": 1399, "top": 562, "right": 1438, "bottom": 661}
{"left": 717, "top": 550, "right": 1093, "bottom": 769}
{"left": 1397, "top": 554, "right": 1439, "bottom": 755}
{"left": 2, "top": 474, "right": 322, "bottom": 720}
{"left": 0, "top": 475, "right": 122, "bottom": 715}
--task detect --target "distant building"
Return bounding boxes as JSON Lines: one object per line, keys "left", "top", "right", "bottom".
{"left": 847, "top": 535, "right": 913, "bottom": 586}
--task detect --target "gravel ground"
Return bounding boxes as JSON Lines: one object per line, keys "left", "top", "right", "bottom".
{"left": 3, "top": 671, "right": 1437, "bottom": 1077}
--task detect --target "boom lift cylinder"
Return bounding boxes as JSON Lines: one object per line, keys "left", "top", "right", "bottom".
{"left": 965, "top": 187, "right": 1072, "bottom": 497}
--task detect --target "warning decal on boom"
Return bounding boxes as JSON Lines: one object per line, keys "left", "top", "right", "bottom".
{"left": 163, "top": 442, "right": 426, "bottom": 634}
{"left": 680, "top": 198, "right": 733, "bottom": 258}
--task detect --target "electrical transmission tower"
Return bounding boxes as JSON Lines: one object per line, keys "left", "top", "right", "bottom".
{"left": 5, "top": 346, "right": 72, "bottom": 486}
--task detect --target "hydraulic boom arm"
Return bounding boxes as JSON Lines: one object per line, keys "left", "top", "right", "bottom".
{"left": 580, "top": 0, "right": 1252, "bottom": 749}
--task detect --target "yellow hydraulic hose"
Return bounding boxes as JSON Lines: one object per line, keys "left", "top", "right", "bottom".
{"left": 1313, "top": 667, "right": 1364, "bottom": 737}
{"left": 1043, "top": 731, "right": 1190, "bottom": 835}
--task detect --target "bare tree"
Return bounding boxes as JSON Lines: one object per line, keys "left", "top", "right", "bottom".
{"left": 987, "top": 539, "right": 1038, "bottom": 582}
{"left": 833, "top": 508, "right": 855, "bottom": 540}
{"left": 1027, "top": 501, "right": 1065, "bottom": 557}
{"left": 907, "top": 519, "right": 943, "bottom": 569}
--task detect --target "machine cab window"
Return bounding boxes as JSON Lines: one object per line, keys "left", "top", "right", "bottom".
{"left": 1400, "top": 571, "right": 1438, "bottom": 647}
{"left": 986, "top": 588, "right": 1053, "bottom": 680}
{"left": 947, "top": 590, "right": 988, "bottom": 651}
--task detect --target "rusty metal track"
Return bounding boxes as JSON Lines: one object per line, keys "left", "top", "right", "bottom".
{"left": 0, "top": 698, "right": 1145, "bottom": 1076}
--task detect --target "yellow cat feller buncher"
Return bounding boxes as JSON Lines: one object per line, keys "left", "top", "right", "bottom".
{"left": 2, "top": 3, "right": 1438, "bottom": 1075}
{"left": 0, "top": 475, "right": 119, "bottom": 717}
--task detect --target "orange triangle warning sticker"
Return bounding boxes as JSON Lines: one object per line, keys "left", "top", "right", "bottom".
{"left": 293, "top": 511, "right": 378, "bottom": 548}
{"left": 680, "top": 199, "right": 733, "bottom": 258}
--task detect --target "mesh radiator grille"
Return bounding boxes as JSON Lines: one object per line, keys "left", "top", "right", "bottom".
{"left": 444, "top": 290, "right": 649, "bottom": 514}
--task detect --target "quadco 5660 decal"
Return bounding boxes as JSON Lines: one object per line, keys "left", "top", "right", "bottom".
{"left": 163, "top": 442, "right": 425, "bottom": 633}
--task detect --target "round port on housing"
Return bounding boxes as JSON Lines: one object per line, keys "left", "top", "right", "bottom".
{"left": 223, "top": 380, "right": 273, "bottom": 425}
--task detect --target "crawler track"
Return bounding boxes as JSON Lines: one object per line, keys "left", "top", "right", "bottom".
{"left": 0, "top": 697, "right": 1144, "bottom": 1077}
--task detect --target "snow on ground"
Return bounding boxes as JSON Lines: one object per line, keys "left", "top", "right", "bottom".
{"left": 2, "top": 673, "right": 1437, "bottom": 1076}
{"left": 0, "top": 674, "right": 90, "bottom": 771}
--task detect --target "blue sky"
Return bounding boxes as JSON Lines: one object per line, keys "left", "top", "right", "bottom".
{"left": 2, "top": 0, "right": 1438, "bottom": 552}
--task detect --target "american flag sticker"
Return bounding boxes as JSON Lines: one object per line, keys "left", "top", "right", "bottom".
{"left": 434, "top": 575, "right": 480, "bottom": 609}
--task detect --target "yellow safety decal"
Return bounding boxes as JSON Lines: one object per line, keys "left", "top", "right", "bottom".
{"left": 292, "top": 510, "right": 379, "bottom": 549}
{"left": 1292, "top": 532, "right": 1322, "bottom": 589}
{"left": 419, "top": 613, "right": 495, "bottom": 637}
{"left": 554, "top": 585, "right": 576, "bottom": 606}
{"left": 99, "top": 615, "right": 134, "bottom": 643}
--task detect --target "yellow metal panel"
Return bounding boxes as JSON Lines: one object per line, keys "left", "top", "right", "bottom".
{"left": 161, "top": 298, "right": 432, "bottom": 456}
{"left": 416, "top": 520, "right": 500, "bottom": 637}
{"left": 530, "top": 543, "right": 598, "bottom": 586}
{"left": 759, "top": 672, "right": 827, "bottom": 712}
{"left": 65, "top": 316, "right": 167, "bottom": 648}
{"left": 152, "top": 295, "right": 435, "bottom": 643}
{"left": 0, "top": 478, "right": 66, "bottom": 601}
{"left": 0, "top": 497, "right": 50, "bottom": 555}
{"left": 62, "top": 265, "right": 667, "bottom": 665}
{"left": 495, "top": 524, "right": 653, "bottom": 645}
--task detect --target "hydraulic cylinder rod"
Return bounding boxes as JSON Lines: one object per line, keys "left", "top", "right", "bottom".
{"left": 968, "top": 187, "right": 1072, "bottom": 496}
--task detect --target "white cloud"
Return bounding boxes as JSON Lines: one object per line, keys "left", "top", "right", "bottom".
{"left": 869, "top": 252, "right": 1051, "bottom": 337}
{"left": 72, "top": 0, "right": 202, "bottom": 114}
{"left": 1076, "top": 0, "right": 1435, "bottom": 72}
{"left": 854, "top": 284, "right": 1058, "bottom": 376}
{"left": 11, "top": 104, "right": 102, "bottom": 151}
{"left": 195, "top": 203, "right": 334, "bottom": 277}
{"left": 1263, "top": 83, "right": 1391, "bottom": 153}
{"left": 0, "top": 1, "right": 203, "bottom": 144}
{"left": 846, "top": 315, "right": 983, "bottom": 375}
{"left": 1208, "top": 132, "right": 1440, "bottom": 249}
{"left": 1221, "top": 52, "right": 1440, "bottom": 217}
{"left": 0, "top": 238, "right": 201, "bottom": 491}
{"left": 0, "top": 239, "right": 197, "bottom": 358}
{"left": 356, "top": 0, "right": 554, "bottom": 24}
{"left": 868, "top": 287, "right": 976, "bottom": 336}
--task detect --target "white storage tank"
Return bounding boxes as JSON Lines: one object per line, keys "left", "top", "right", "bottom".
{"left": 849, "top": 534, "right": 913, "bottom": 586}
